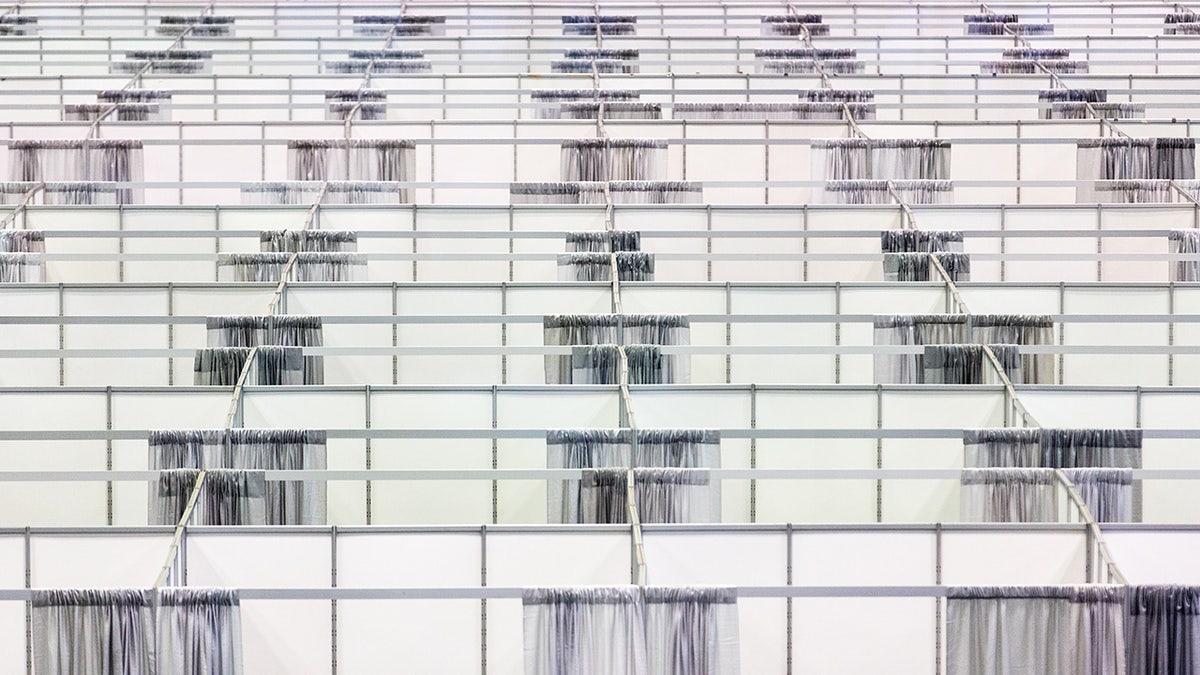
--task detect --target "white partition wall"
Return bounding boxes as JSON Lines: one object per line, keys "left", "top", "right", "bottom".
{"left": 4, "top": 1, "right": 1200, "bottom": 673}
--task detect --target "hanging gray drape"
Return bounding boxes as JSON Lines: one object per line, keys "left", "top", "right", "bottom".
{"left": 881, "top": 229, "right": 964, "bottom": 253}
{"left": 560, "top": 139, "right": 667, "bottom": 181}
{"left": 511, "top": 181, "right": 701, "bottom": 204}
{"left": 821, "top": 179, "right": 953, "bottom": 204}
{"left": 241, "top": 181, "right": 405, "bottom": 205}
{"left": 9, "top": 140, "right": 144, "bottom": 204}
{"left": 156, "top": 588, "right": 243, "bottom": 674}
{"left": 32, "top": 589, "right": 155, "bottom": 675}
{"left": 960, "top": 468, "right": 1060, "bottom": 522}
{"left": 260, "top": 230, "right": 358, "bottom": 253}
{"left": 643, "top": 587, "right": 741, "bottom": 675}
{"left": 672, "top": 101, "right": 875, "bottom": 121}
{"left": 351, "top": 15, "right": 446, "bottom": 37}
{"left": 193, "top": 346, "right": 306, "bottom": 386}
{"left": 149, "top": 428, "right": 327, "bottom": 525}
{"left": 325, "top": 49, "right": 431, "bottom": 74}
{"left": 923, "top": 344, "right": 1022, "bottom": 384}
{"left": 577, "top": 467, "right": 717, "bottom": 524}
{"left": 565, "top": 230, "right": 642, "bottom": 253}
{"left": 287, "top": 140, "right": 415, "bottom": 200}
{"left": 557, "top": 252, "right": 655, "bottom": 281}
{"left": 113, "top": 50, "right": 213, "bottom": 75}
{"left": 873, "top": 314, "right": 968, "bottom": 384}
{"left": 1170, "top": 230, "right": 1200, "bottom": 282}
{"left": 883, "top": 252, "right": 971, "bottom": 281}
{"left": 1063, "top": 468, "right": 1133, "bottom": 523}
{"left": 32, "top": 587, "right": 243, "bottom": 675}
{"left": 544, "top": 314, "right": 690, "bottom": 384}
{"left": 569, "top": 344, "right": 667, "bottom": 384}
{"left": 760, "top": 14, "right": 830, "bottom": 36}
{"left": 812, "top": 138, "right": 951, "bottom": 183}
{"left": 963, "top": 428, "right": 1142, "bottom": 521}
{"left": 546, "top": 429, "right": 721, "bottom": 523}
{"left": 216, "top": 252, "right": 367, "bottom": 282}
{"left": 753, "top": 48, "right": 863, "bottom": 74}
{"left": 151, "top": 468, "right": 267, "bottom": 526}
{"left": 947, "top": 585, "right": 1126, "bottom": 675}
{"left": 0, "top": 229, "right": 49, "bottom": 283}
{"left": 1077, "top": 138, "right": 1196, "bottom": 202}
{"left": 324, "top": 90, "right": 387, "bottom": 121}
{"left": 206, "top": 315, "right": 325, "bottom": 385}
{"left": 1126, "top": 585, "right": 1200, "bottom": 675}
{"left": 523, "top": 586, "right": 740, "bottom": 675}
{"left": 552, "top": 48, "right": 641, "bottom": 74}
{"left": 156, "top": 15, "right": 234, "bottom": 36}
{"left": 531, "top": 89, "right": 641, "bottom": 119}
{"left": 523, "top": 586, "right": 649, "bottom": 675}
{"left": 969, "top": 314, "right": 1056, "bottom": 384}
{"left": 561, "top": 15, "right": 637, "bottom": 36}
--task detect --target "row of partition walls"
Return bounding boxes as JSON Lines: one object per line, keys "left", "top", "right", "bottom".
{"left": 4, "top": 2, "right": 1200, "bottom": 674}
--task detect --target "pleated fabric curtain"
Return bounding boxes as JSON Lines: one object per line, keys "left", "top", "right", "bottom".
{"left": 113, "top": 49, "right": 214, "bottom": 75}
{"left": 149, "top": 428, "right": 328, "bottom": 525}
{"left": 565, "top": 230, "right": 642, "bottom": 253}
{"left": 193, "top": 346, "right": 305, "bottom": 386}
{"left": 947, "top": 585, "right": 1126, "bottom": 675}
{"left": 1170, "top": 230, "right": 1200, "bottom": 281}
{"left": 578, "top": 467, "right": 717, "bottom": 524}
{"left": 32, "top": 587, "right": 243, "bottom": 675}
{"left": 0, "top": 228, "right": 45, "bottom": 282}
{"left": 969, "top": 314, "right": 1056, "bottom": 384}
{"left": 64, "top": 103, "right": 164, "bottom": 122}
{"left": 523, "top": 586, "right": 740, "bottom": 675}
{"left": 206, "top": 315, "right": 325, "bottom": 385}
{"left": 241, "top": 181, "right": 406, "bottom": 205}
{"left": 557, "top": 252, "right": 655, "bottom": 281}
{"left": 325, "top": 49, "right": 431, "bottom": 74}
{"left": 672, "top": 101, "right": 875, "bottom": 121}
{"left": 546, "top": 429, "right": 721, "bottom": 523}
{"left": 873, "top": 314, "right": 968, "bottom": 384}
{"left": 157, "top": 588, "right": 243, "bottom": 674}
{"left": 753, "top": 48, "right": 864, "bottom": 74}
{"left": 544, "top": 314, "right": 690, "bottom": 384}
{"left": 962, "top": 13, "right": 1053, "bottom": 35}
{"left": 510, "top": 181, "right": 702, "bottom": 204}
{"left": 0, "top": 181, "right": 120, "bottom": 205}
{"left": 923, "top": 344, "right": 1022, "bottom": 384}
{"left": 324, "top": 90, "right": 387, "bottom": 121}
{"left": 523, "top": 587, "right": 649, "bottom": 675}
{"left": 812, "top": 139, "right": 951, "bottom": 185}
{"left": 32, "top": 589, "right": 155, "bottom": 674}
{"left": 1126, "top": 585, "right": 1200, "bottom": 675}
{"left": 643, "top": 587, "right": 741, "bottom": 675}
{"left": 570, "top": 344, "right": 666, "bottom": 384}
{"left": 882, "top": 230, "right": 964, "bottom": 253}
{"left": 8, "top": 139, "right": 144, "bottom": 204}
{"left": 561, "top": 15, "right": 637, "bottom": 36}
{"left": 960, "top": 468, "right": 1061, "bottom": 522}
{"left": 552, "top": 48, "right": 641, "bottom": 74}
{"left": 760, "top": 14, "right": 830, "bottom": 36}
{"left": 151, "top": 468, "right": 267, "bottom": 526}
{"left": 1077, "top": 138, "right": 1196, "bottom": 203}
{"left": 963, "top": 428, "right": 1142, "bottom": 521}
{"left": 216, "top": 252, "right": 367, "bottom": 281}
{"left": 821, "top": 179, "right": 953, "bottom": 205}
{"left": 287, "top": 139, "right": 415, "bottom": 201}
{"left": 530, "top": 88, "right": 641, "bottom": 119}
{"left": 351, "top": 15, "right": 446, "bottom": 37}
{"left": 560, "top": 139, "right": 667, "bottom": 181}
{"left": 884, "top": 252, "right": 972, "bottom": 281}
{"left": 260, "top": 230, "right": 358, "bottom": 253}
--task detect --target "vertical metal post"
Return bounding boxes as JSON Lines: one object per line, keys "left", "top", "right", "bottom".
{"left": 876, "top": 384, "right": 884, "bottom": 522}
{"left": 330, "top": 526, "right": 338, "bottom": 674}
{"left": 750, "top": 384, "right": 757, "bottom": 523}
{"left": 491, "top": 385, "right": 499, "bottom": 524}
{"left": 106, "top": 386, "right": 113, "bottom": 525}
{"left": 785, "top": 521, "right": 793, "bottom": 675}
{"left": 481, "top": 524, "right": 489, "bottom": 675}
{"left": 365, "top": 385, "right": 372, "bottom": 524}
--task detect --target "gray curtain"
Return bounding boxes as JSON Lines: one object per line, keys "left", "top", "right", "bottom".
{"left": 241, "top": 181, "right": 404, "bottom": 205}
{"left": 557, "top": 252, "right": 655, "bottom": 281}
{"left": 151, "top": 469, "right": 267, "bottom": 526}
{"left": 544, "top": 314, "right": 690, "bottom": 384}
{"left": 1064, "top": 468, "right": 1133, "bottom": 523}
{"left": 523, "top": 586, "right": 648, "bottom": 675}
{"left": 287, "top": 139, "right": 414, "bottom": 200}
{"left": 193, "top": 346, "right": 306, "bottom": 386}
{"left": 523, "top": 586, "right": 740, "bottom": 675}
{"left": 156, "top": 588, "right": 243, "bottom": 674}
{"left": 32, "top": 589, "right": 155, "bottom": 675}
{"left": 960, "top": 468, "right": 1060, "bottom": 522}
{"left": 149, "top": 428, "right": 327, "bottom": 525}
{"left": 883, "top": 252, "right": 971, "bottom": 281}
{"left": 206, "top": 315, "right": 324, "bottom": 385}
{"left": 32, "top": 588, "right": 243, "bottom": 675}
{"left": 112, "top": 49, "right": 214, "bottom": 75}
{"left": 578, "top": 467, "right": 718, "bottom": 524}
{"left": 969, "top": 314, "right": 1056, "bottom": 384}
{"left": 812, "top": 138, "right": 951, "bottom": 182}
{"left": 560, "top": 18, "right": 637, "bottom": 36}
{"left": 1170, "top": 230, "right": 1200, "bottom": 282}
{"left": 1077, "top": 138, "right": 1196, "bottom": 203}
{"left": 511, "top": 181, "right": 702, "bottom": 204}
{"left": 565, "top": 230, "right": 642, "bottom": 253}
{"left": 873, "top": 314, "right": 969, "bottom": 384}
{"left": 260, "top": 230, "right": 358, "bottom": 253}
{"left": 351, "top": 15, "right": 446, "bottom": 37}
{"left": 643, "top": 587, "right": 741, "bottom": 675}
{"left": 1127, "top": 586, "right": 1200, "bottom": 675}
{"left": 325, "top": 49, "right": 430, "bottom": 75}
{"left": 673, "top": 101, "right": 875, "bottom": 121}
{"left": 923, "top": 344, "right": 1021, "bottom": 384}
{"left": 552, "top": 48, "right": 641, "bottom": 74}
{"left": 9, "top": 140, "right": 144, "bottom": 204}
{"left": 947, "top": 585, "right": 1127, "bottom": 675}
{"left": 560, "top": 139, "right": 666, "bottom": 181}
{"left": 531, "top": 89, "right": 641, "bottom": 119}
{"left": 216, "top": 252, "right": 367, "bottom": 281}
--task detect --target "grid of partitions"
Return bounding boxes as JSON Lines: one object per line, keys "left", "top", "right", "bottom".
{"left": 5, "top": 1, "right": 1200, "bottom": 673}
